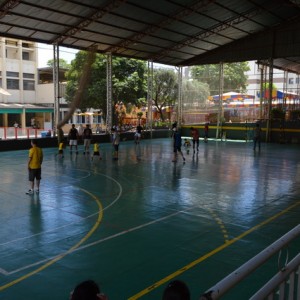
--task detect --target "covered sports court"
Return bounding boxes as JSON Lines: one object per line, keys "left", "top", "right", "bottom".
{"left": 0, "top": 138, "right": 299, "bottom": 299}
{"left": 0, "top": 0, "right": 300, "bottom": 298}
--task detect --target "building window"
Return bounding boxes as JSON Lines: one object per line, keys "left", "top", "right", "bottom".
{"left": 288, "top": 78, "right": 294, "bottom": 84}
{"left": 6, "top": 40, "right": 17, "bottom": 46}
{"left": 22, "top": 51, "right": 30, "bottom": 60}
{"left": 296, "top": 77, "right": 300, "bottom": 84}
{"left": 23, "top": 73, "right": 35, "bottom": 79}
{"left": 7, "top": 79, "right": 19, "bottom": 89}
{"left": 6, "top": 71, "right": 19, "bottom": 77}
{"left": 23, "top": 80, "right": 35, "bottom": 90}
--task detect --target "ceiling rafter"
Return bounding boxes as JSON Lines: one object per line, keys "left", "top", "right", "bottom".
{"left": 51, "top": 0, "right": 127, "bottom": 44}
{"left": 0, "top": 0, "right": 20, "bottom": 19}
{"left": 105, "top": 0, "right": 215, "bottom": 53}
{"left": 0, "top": 0, "right": 299, "bottom": 71}
{"left": 150, "top": 6, "right": 264, "bottom": 62}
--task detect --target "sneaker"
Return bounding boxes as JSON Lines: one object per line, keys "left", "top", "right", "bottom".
{"left": 26, "top": 189, "right": 34, "bottom": 195}
{"left": 36, "top": 189, "right": 39, "bottom": 194}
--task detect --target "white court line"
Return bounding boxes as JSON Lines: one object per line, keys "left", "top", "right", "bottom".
{"left": 4, "top": 208, "right": 188, "bottom": 275}
{"left": 0, "top": 172, "right": 122, "bottom": 247}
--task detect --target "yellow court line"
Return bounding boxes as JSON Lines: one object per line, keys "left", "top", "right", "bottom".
{"left": 0, "top": 188, "right": 103, "bottom": 292}
{"left": 128, "top": 200, "right": 300, "bottom": 299}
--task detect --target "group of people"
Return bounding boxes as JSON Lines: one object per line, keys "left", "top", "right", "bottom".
{"left": 172, "top": 124, "right": 209, "bottom": 163}
{"left": 70, "top": 279, "right": 190, "bottom": 300}
{"left": 25, "top": 122, "right": 262, "bottom": 194}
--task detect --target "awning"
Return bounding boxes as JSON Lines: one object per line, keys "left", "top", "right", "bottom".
{"left": 26, "top": 108, "right": 53, "bottom": 113}
{"left": 0, "top": 109, "right": 23, "bottom": 113}
{"left": 0, "top": 104, "right": 54, "bottom": 114}
{"left": 209, "top": 92, "right": 255, "bottom": 102}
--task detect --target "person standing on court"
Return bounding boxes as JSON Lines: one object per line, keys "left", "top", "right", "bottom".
{"left": 204, "top": 122, "right": 209, "bottom": 143}
{"left": 190, "top": 126, "right": 199, "bottom": 153}
{"left": 57, "top": 127, "right": 64, "bottom": 145}
{"left": 253, "top": 122, "right": 261, "bottom": 151}
{"left": 134, "top": 123, "right": 143, "bottom": 144}
{"left": 112, "top": 128, "right": 120, "bottom": 160}
{"left": 68, "top": 124, "right": 79, "bottom": 155}
{"left": 172, "top": 127, "right": 185, "bottom": 163}
{"left": 83, "top": 124, "right": 93, "bottom": 155}
{"left": 26, "top": 139, "right": 43, "bottom": 195}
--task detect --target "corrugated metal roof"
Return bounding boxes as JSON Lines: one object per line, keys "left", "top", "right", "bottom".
{"left": 1, "top": 0, "right": 300, "bottom": 72}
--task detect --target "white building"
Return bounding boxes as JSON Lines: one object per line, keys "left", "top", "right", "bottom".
{"left": 0, "top": 37, "right": 53, "bottom": 130}
{"left": 246, "top": 61, "right": 300, "bottom": 99}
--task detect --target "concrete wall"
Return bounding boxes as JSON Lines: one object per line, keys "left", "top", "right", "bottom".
{"left": 0, "top": 130, "right": 171, "bottom": 152}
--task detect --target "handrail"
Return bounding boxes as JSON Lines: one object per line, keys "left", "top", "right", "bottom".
{"left": 249, "top": 253, "right": 300, "bottom": 299}
{"left": 200, "top": 224, "right": 300, "bottom": 300}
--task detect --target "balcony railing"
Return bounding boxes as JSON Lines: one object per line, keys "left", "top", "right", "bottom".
{"left": 0, "top": 127, "right": 52, "bottom": 139}
{"left": 200, "top": 224, "right": 300, "bottom": 300}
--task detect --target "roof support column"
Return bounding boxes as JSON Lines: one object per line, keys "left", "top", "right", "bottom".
{"left": 106, "top": 52, "right": 112, "bottom": 133}
{"left": 216, "top": 62, "right": 224, "bottom": 139}
{"left": 147, "top": 60, "right": 153, "bottom": 137}
{"left": 283, "top": 70, "right": 288, "bottom": 109}
{"left": 266, "top": 58, "right": 273, "bottom": 142}
{"left": 177, "top": 66, "right": 183, "bottom": 128}
{"left": 259, "top": 64, "right": 264, "bottom": 120}
{"left": 53, "top": 44, "right": 60, "bottom": 134}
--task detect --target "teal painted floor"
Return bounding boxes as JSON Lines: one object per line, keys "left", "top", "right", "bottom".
{"left": 0, "top": 138, "right": 299, "bottom": 299}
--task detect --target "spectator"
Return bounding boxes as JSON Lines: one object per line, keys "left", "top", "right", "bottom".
{"left": 95, "top": 124, "right": 101, "bottom": 134}
{"left": 162, "top": 280, "right": 190, "bottom": 300}
{"left": 70, "top": 280, "right": 108, "bottom": 300}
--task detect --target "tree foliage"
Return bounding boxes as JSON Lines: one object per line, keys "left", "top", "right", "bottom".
{"left": 190, "top": 62, "right": 250, "bottom": 95}
{"left": 65, "top": 51, "right": 147, "bottom": 114}
{"left": 152, "top": 68, "right": 178, "bottom": 121}
{"left": 182, "top": 80, "right": 210, "bottom": 110}
{"left": 47, "top": 58, "right": 70, "bottom": 69}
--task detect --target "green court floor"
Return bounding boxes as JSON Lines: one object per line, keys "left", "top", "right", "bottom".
{"left": 0, "top": 138, "right": 299, "bottom": 299}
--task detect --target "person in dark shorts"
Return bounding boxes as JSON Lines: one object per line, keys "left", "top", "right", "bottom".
{"left": 26, "top": 139, "right": 43, "bottom": 195}
{"left": 190, "top": 126, "right": 199, "bottom": 152}
{"left": 68, "top": 124, "right": 79, "bottom": 154}
{"left": 172, "top": 127, "right": 185, "bottom": 163}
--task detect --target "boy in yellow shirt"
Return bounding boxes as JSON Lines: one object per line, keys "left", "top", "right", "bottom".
{"left": 26, "top": 139, "right": 43, "bottom": 195}
{"left": 91, "top": 142, "right": 102, "bottom": 161}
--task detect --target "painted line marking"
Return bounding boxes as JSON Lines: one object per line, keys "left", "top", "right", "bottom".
{"left": 2, "top": 208, "right": 188, "bottom": 275}
{"left": 0, "top": 188, "right": 103, "bottom": 291}
{"left": 128, "top": 200, "right": 300, "bottom": 299}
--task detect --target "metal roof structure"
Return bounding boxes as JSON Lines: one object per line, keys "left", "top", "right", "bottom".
{"left": 1, "top": 0, "right": 300, "bottom": 73}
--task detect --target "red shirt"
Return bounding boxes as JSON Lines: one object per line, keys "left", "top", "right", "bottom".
{"left": 191, "top": 128, "right": 199, "bottom": 140}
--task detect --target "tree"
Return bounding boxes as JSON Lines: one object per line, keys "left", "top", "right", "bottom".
{"left": 65, "top": 51, "right": 147, "bottom": 115}
{"left": 182, "top": 80, "right": 210, "bottom": 110}
{"left": 190, "top": 62, "right": 250, "bottom": 95}
{"left": 47, "top": 58, "right": 70, "bottom": 69}
{"left": 152, "top": 69, "right": 178, "bottom": 121}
